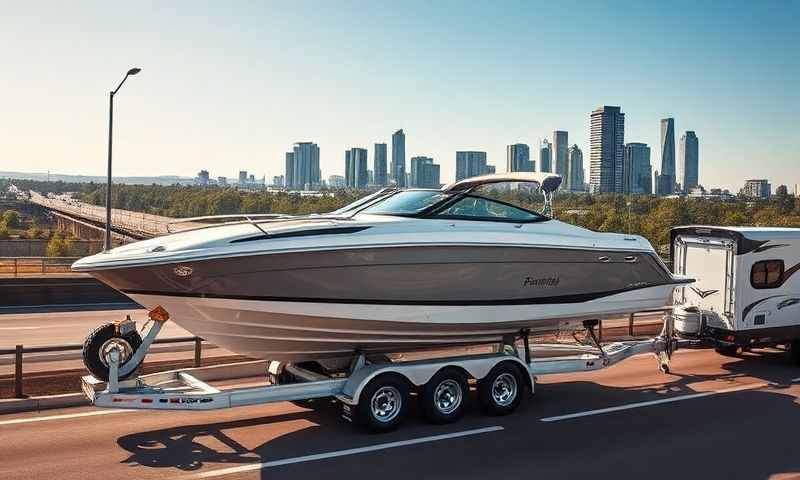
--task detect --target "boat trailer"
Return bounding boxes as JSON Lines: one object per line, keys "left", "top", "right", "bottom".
{"left": 82, "top": 307, "right": 690, "bottom": 432}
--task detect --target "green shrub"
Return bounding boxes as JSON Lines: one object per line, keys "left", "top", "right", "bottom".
{"left": 46, "top": 236, "right": 74, "bottom": 257}
{"left": 1, "top": 209, "right": 20, "bottom": 228}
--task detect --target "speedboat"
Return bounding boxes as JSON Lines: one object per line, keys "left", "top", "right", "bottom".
{"left": 73, "top": 172, "right": 690, "bottom": 363}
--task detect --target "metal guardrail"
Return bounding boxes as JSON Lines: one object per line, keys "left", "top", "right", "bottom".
{"left": 0, "top": 257, "right": 81, "bottom": 276}
{"left": 1, "top": 336, "right": 205, "bottom": 399}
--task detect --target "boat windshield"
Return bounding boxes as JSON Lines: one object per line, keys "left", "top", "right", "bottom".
{"left": 360, "top": 190, "right": 450, "bottom": 215}
{"left": 330, "top": 188, "right": 396, "bottom": 215}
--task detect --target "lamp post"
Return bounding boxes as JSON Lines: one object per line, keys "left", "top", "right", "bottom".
{"left": 105, "top": 67, "right": 141, "bottom": 251}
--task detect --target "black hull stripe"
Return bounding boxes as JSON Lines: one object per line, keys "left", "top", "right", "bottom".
{"left": 121, "top": 281, "right": 683, "bottom": 306}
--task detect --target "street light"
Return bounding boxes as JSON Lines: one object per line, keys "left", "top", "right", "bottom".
{"left": 105, "top": 67, "right": 141, "bottom": 250}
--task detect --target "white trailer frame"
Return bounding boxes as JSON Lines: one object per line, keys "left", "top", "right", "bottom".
{"left": 82, "top": 315, "right": 681, "bottom": 417}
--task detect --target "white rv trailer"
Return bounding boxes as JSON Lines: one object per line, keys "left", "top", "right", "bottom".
{"left": 671, "top": 226, "right": 800, "bottom": 359}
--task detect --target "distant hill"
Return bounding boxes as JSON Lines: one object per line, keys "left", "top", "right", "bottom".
{"left": 0, "top": 171, "right": 196, "bottom": 186}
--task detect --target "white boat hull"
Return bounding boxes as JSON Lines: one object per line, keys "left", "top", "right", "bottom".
{"left": 130, "top": 282, "right": 673, "bottom": 362}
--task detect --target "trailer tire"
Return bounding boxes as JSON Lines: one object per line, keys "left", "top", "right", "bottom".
{"left": 478, "top": 362, "right": 524, "bottom": 416}
{"left": 420, "top": 368, "right": 469, "bottom": 424}
{"left": 355, "top": 375, "right": 410, "bottom": 433}
{"left": 790, "top": 340, "right": 800, "bottom": 366}
{"left": 82, "top": 323, "right": 143, "bottom": 382}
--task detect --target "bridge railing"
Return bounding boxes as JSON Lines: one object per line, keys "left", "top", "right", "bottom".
{"left": 0, "top": 257, "right": 81, "bottom": 276}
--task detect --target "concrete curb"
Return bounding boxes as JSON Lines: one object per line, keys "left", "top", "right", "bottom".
{"left": 0, "top": 360, "right": 268, "bottom": 415}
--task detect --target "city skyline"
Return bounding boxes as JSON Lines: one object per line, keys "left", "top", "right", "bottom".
{"left": 1, "top": 2, "right": 797, "bottom": 191}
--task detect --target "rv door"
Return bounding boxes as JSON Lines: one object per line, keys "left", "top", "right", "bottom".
{"left": 674, "top": 235, "right": 735, "bottom": 321}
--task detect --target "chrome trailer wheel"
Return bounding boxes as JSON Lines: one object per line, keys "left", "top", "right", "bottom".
{"left": 355, "top": 375, "right": 410, "bottom": 433}
{"left": 478, "top": 363, "right": 525, "bottom": 416}
{"left": 420, "top": 369, "right": 469, "bottom": 424}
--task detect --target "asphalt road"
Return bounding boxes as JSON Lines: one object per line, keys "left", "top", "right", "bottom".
{"left": 1, "top": 348, "right": 799, "bottom": 480}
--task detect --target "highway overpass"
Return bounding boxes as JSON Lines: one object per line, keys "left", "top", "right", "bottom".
{"left": 28, "top": 191, "right": 172, "bottom": 242}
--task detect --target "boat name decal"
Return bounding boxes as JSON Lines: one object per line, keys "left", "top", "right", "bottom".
{"left": 523, "top": 276, "right": 560, "bottom": 288}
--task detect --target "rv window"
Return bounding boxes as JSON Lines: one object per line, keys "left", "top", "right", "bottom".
{"left": 751, "top": 260, "right": 784, "bottom": 289}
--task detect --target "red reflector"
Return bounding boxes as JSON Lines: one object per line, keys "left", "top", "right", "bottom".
{"left": 141, "top": 398, "right": 153, "bottom": 403}
{"left": 170, "top": 398, "right": 180, "bottom": 403}
{"left": 724, "top": 335, "right": 735, "bottom": 342}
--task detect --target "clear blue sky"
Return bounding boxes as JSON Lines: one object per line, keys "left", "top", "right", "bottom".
{"left": 1, "top": 0, "right": 798, "bottom": 191}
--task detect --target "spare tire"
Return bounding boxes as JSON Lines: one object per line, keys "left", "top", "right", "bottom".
{"left": 82, "top": 323, "right": 143, "bottom": 381}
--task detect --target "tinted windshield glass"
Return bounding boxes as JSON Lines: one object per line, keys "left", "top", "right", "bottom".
{"left": 437, "top": 196, "right": 542, "bottom": 221}
{"left": 361, "top": 190, "right": 449, "bottom": 215}
{"left": 330, "top": 189, "right": 395, "bottom": 215}
{"left": 471, "top": 182, "right": 546, "bottom": 214}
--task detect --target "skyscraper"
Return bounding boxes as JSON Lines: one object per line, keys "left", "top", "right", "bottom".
{"left": 345, "top": 147, "right": 368, "bottom": 189}
{"left": 391, "top": 129, "right": 406, "bottom": 187}
{"left": 553, "top": 131, "right": 569, "bottom": 179}
{"left": 238, "top": 171, "right": 248, "bottom": 184}
{"left": 285, "top": 142, "right": 321, "bottom": 190}
{"left": 410, "top": 156, "right": 440, "bottom": 188}
{"left": 679, "top": 131, "right": 699, "bottom": 191}
{"left": 506, "top": 144, "right": 533, "bottom": 172}
{"left": 567, "top": 144, "right": 584, "bottom": 191}
{"left": 374, "top": 143, "right": 388, "bottom": 186}
{"left": 589, "top": 105, "right": 625, "bottom": 193}
{"left": 455, "top": 151, "right": 488, "bottom": 181}
{"left": 624, "top": 143, "right": 652, "bottom": 194}
{"left": 539, "top": 139, "right": 552, "bottom": 172}
{"left": 284, "top": 152, "right": 294, "bottom": 189}
{"left": 658, "top": 118, "right": 676, "bottom": 195}
{"left": 741, "top": 179, "right": 771, "bottom": 199}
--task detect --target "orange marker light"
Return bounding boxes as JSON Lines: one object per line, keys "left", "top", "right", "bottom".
{"left": 148, "top": 305, "right": 170, "bottom": 322}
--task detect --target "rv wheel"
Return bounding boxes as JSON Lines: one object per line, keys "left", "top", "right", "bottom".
{"left": 478, "top": 363, "right": 525, "bottom": 416}
{"left": 355, "top": 375, "right": 410, "bottom": 433}
{"left": 82, "top": 323, "right": 143, "bottom": 382}
{"left": 420, "top": 369, "right": 469, "bottom": 424}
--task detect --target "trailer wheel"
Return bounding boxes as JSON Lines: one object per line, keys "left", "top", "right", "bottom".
{"left": 478, "top": 363, "right": 524, "bottom": 416}
{"left": 420, "top": 369, "right": 469, "bottom": 424}
{"left": 355, "top": 375, "right": 410, "bottom": 433}
{"left": 82, "top": 323, "right": 143, "bottom": 381}
{"left": 790, "top": 340, "right": 800, "bottom": 366}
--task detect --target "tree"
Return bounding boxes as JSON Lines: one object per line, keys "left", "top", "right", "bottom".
{"left": 27, "top": 222, "right": 43, "bottom": 239}
{"left": 0, "top": 221, "right": 9, "bottom": 239}
{"left": 46, "top": 236, "right": 75, "bottom": 257}
{"left": 2, "top": 209, "right": 20, "bottom": 228}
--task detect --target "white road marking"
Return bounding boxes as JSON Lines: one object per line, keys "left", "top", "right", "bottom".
{"left": 793, "top": 377, "right": 800, "bottom": 383}
{"left": 192, "top": 426, "right": 504, "bottom": 478}
{"left": 540, "top": 382, "right": 769, "bottom": 422}
{"left": 0, "top": 409, "right": 133, "bottom": 426}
